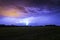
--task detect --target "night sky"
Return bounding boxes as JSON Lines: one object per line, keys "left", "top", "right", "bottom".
{"left": 0, "top": 0, "right": 60, "bottom": 26}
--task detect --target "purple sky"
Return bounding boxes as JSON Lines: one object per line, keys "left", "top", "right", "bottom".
{"left": 0, "top": 0, "right": 60, "bottom": 26}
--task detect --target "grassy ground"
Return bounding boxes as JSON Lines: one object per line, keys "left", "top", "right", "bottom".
{"left": 0, "top": 27, "right": 60, "bottom": 40}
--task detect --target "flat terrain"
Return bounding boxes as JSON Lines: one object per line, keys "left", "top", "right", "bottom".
{"left": 0, "top": 27, "right": 60, "bottom": 40}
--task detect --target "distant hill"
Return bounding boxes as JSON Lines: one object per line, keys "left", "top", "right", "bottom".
{"left": 0, "top": 24, "right": 59, "bottom": 27}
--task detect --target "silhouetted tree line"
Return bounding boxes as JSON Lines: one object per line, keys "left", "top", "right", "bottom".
{"left": 0, "top": 24, "right": 60, "bottom": 27}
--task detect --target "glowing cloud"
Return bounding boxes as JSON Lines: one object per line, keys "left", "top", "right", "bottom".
{"left": 0, "top": 6, "right": 28, "bottom": 18}
{"left": 1, "top": 8, "right": 20, "bottom": 17}
{"left": 16, "top": 17, "right": 34, "bottom": 25}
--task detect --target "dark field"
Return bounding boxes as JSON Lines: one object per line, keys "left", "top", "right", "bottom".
{"left": 0, "top": 27, "right": 60, "bottom": 40}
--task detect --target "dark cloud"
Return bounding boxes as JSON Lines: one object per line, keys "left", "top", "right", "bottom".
{"left": 20, "top": 0, "right": 60, "bottom": 7}
{"left": 0, "top": 0, "right": 60, "bottom": 15}
{"left": 0, "top": 0, "right": 60, "bottom": 7}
